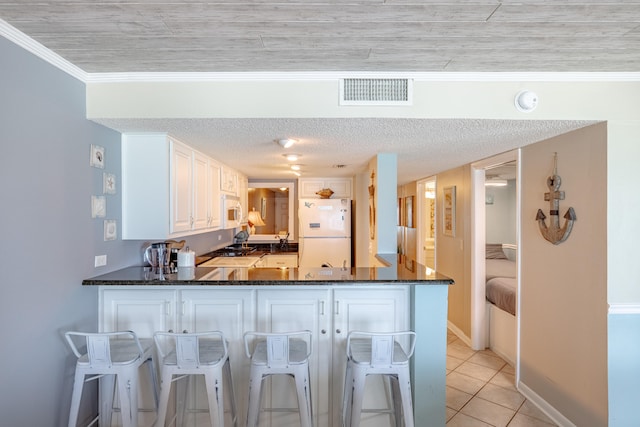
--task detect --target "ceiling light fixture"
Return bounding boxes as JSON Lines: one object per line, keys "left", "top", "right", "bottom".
{"left": 290, "top": 165, "right": 301, "bottom": 171}
{"left": 278, "top": 138, "right": 296, "bottom": 148}
{"left": 485, "top": 178, "right": 508, "bottom": 187}
{"left": 283, "top": 154, "right": 299, "bottom": 161}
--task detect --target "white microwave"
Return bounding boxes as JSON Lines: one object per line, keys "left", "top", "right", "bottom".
{"left": 222, "top": 194, "right": 243, "bottom": 229}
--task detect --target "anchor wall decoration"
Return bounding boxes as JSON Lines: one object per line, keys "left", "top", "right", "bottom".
{"left": 536, "top": 153, "right": 577, "bottom": 245}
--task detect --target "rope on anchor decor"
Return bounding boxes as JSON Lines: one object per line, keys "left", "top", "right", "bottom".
{"left": 536, "top": 152, "right": 577, "bottom": 245}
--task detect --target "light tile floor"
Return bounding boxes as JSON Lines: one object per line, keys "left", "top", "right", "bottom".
{"left": 446, "top": 330, "right": 557, "bottom": 427}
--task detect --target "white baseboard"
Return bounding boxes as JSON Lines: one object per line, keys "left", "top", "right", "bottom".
{"left": 518, "top": 382, "right": 576, "bottom": 427}
{"left": 447, "top": 320, "right": 473, "bottom": 348}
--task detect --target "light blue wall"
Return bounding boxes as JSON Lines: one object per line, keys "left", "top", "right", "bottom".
{"left": 608, "top": 312, "right": 640, "bottom": 427}
{"left": 0, "top": 37, "right": 139, "bottom": 426}
{"left": 0, "top": 35, "right": 239, "bottom": 425}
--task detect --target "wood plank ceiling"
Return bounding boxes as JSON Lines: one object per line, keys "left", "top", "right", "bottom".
{"left": 1, "top": 1, "right": 639, "bottom": 73}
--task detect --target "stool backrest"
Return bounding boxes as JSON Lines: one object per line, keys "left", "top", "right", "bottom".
{"left": 346, "top": 331, "right": 416, "bottom": 368}
{"left": 154, "top": 331, "right": 227, "bottom": 369}
{"left": 244, "top": 330, "right": 312, "bottom": 368}
{"left": 65, "top": 331, "right": 145, "bottom": 368}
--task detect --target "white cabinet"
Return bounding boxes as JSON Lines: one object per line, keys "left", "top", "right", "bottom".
{"left": 208, "top": 160, "right": 222, "bottom": 229}
{"left": 256, "top": 289, "right": 331, "bottom": 427}
{"left": 170, "top": 140, "right": 195, "bottom": 233}
{"left": 180, "top": 289, "right": 255, "bottom": 426}
{"left": 99, "top": 286, "right": 409, "bottom": 427}
{"left": 121, "top": 133, "right": 222, "bottom": 239}
{"left": 99, "top": 288, "right": 177, "bottom": 427}
{"left": 221, "top": 166, "right": 238, "bottom": 195}
{"left": 331, "top": 288, "right": 409, "bottom": 427}
{"left": 255, "top": 254, "right": 299, "bottom": 268}
{"left": 299, "top": 177, "right": 353, "bottom": 199}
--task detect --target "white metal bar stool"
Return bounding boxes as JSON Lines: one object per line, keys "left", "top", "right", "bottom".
{"left": 243, "top": 331, "right": 313, "bottom": 427}
{"left": 153, "top": 331, "right": 238, "bottom": 427}
{"left": 342, "top": 331, "right": 416, "bottom": 427}
{"left": 65, "top": 330, "right": 159, "bottom": 427}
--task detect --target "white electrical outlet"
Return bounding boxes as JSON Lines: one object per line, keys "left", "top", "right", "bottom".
{"left": 95, "top": 255, "right": 107, "bottom": 267}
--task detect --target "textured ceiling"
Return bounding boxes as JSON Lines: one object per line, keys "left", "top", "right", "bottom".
{"left": 94, "top": 117, "right": 594, "bottom": 184}
{"left": 0, "top": 2, "right": 621, "bottom": 183}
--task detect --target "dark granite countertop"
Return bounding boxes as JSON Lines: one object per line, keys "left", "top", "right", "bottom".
{"left": 83, "top": 262, "right": 453, "bottom": 286}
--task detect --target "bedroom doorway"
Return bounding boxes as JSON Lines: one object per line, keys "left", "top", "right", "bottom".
{"left": 417, "top": 177, "right": 436, "bottom": 270}
{"left": 470, "top": 150, "right": 520, "bottom": 372}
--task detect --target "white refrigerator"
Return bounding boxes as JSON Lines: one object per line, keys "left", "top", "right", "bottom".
{"left": 298, "top": 198, "right": 352, "bottom": 268}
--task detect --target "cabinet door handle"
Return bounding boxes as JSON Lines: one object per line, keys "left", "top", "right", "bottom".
{"left": 183, "top": 330, "right": 188, "bottom": 334}
{"left": 321, "top": 329, "right": 327, "bottom": 334}
{"left": 336, "top": 329, "right": 341, "bottom": 334}
{"left": 168, "top": 329, "right": 174, "bottom": 333}
{"left": 335, "top": 301, "right": 340, "bottom": 315}
{"left": 320, "top": 301, "right": 325, "bottom": 315}
{"left": 165, "top": 301, "right": 171, "bottom": 316}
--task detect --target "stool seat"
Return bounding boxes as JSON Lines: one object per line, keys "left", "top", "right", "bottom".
{"left": 244, "top": 331, "right": 313, "bottom": 427}
{"left": 154, "top": 331, "right": 237, "bottom": 427}
{"left": 342, "top": 331, "right": 416, "bottom": 427}
{"left": 65, "top": 330, "right": 159, "bottom": 427}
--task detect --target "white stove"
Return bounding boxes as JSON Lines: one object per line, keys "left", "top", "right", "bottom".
{"left": 199, "top": 256, "right": 261, "bottom": 268}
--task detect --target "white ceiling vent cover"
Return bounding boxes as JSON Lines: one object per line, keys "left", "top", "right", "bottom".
{"left": 340, "top": 78, "right": 412, "bottom": 106}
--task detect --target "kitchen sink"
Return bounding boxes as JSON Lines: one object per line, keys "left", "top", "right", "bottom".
{"left": 199, "top": 256, "right": 261, "bottom": 268}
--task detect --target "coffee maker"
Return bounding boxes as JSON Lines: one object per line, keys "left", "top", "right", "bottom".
{"left": 144, "top": 242, "right": 171, "bottom": 274}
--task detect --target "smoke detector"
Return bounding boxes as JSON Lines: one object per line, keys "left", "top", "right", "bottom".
{"left": 515, "top": 90, "right": 538, "bottom": 112}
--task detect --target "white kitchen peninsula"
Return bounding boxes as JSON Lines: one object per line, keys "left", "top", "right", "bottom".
{"left": 85, "top": 263, "right": 453, "bottom": 427}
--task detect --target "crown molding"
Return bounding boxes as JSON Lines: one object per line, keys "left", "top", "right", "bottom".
{"left": 85, "top": 71, "right": 640, "bottom": 84}
{"left": 0, "top": 19, "right": 87, "bottom": 82}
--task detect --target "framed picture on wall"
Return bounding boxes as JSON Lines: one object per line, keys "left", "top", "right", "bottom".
{"left": 443, "top": 186, "right": 456, "bottom": 237}
{"left": 90, "top": 144, "right": 105, "bottom": 168}
{"left": 404, "top": 196, "right": 415, "bottom": 228}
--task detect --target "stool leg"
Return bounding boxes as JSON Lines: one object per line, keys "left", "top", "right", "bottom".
{"left": 349, "top": 369, "right": 367, "bottom": 427}
{"left": 294, "top": 367, "right": 313, "bottom": 427}
{"left": 223, "top": 358, "right": 238, "bottom": 427}
{"left": 100, "top": 373, "right": 117, "bottom": 427}
{"left": 68, "top": 368, "right": 85, "bottom": 427}
{"left": 118, "top": 369, "right": 139, "bottom": 427}
{"left": 246, "top": 369, "right": 263, "bottom": 427}
{"left": 342, "top": 362, "right": 353, "bottom": 427}
{"left": 204, "top": 371, "right": 225, "bottom": 427}
{"left": 397, "top": 368, "right": 414, "bottom": 427}
{"left": 389, "top": 375, "right": 402, "bottom": 427}
{"left": 145, "top": 357, "right": 159, "bottom": 410}
{"left": 156, "top": 370, "right": 173, "bottom": 427}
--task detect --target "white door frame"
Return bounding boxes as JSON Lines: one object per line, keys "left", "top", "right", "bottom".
{"left": 470, "top": 149, "right": 521, "bottom": 357}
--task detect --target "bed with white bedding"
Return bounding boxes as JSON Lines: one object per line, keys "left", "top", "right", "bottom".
{"left": 485, "top": 244, "right": 517, "bottom": 364}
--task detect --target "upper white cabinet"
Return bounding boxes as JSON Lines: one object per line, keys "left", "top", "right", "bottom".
{"left": 221, "top": 166, "right": 238, "bottom": 195}
{"left": 122, "top": 133, "right": 224, "bottom": 239}
{"left": 298, "top": 177, "right": 353, "bottom": 199}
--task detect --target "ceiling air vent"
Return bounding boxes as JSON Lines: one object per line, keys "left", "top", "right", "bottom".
{"left": 340, "top": 78, "right": 412, "bottom": 106}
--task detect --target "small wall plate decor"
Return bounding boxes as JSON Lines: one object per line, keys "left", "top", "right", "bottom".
{"left": 90, "top": 144, "right": 105, "bottom": 168}
{"left": 104, "top": 220, "right": 117, "bottom": 241}
{"left": 103, "top": 172, "right": 116, "bottom": 194}
{"left": 91, "top": 195, "right": 106, "bottom": 218}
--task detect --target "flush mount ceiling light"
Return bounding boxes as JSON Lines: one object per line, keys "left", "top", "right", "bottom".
{"left": 278, "top": 138, "right": 296, "bottom": 148}
{"left": 485, "top": 178, "right": 508, "bottom": 187}
{"left": 283, "top": 154, "right": 300, "bottom": 161}
{"left": 515, "top": 90, "right": 538, "bottom": 112}
{"left": 290, "top": 165, "right": 301, "bottom": 171}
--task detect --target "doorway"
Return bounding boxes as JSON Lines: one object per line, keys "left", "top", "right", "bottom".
{"left": 417, "top": 177, "right": 436, "bottom": 270}
{"left": 470, "top": 150, "right": 520, "bottom": 375}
